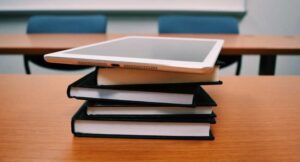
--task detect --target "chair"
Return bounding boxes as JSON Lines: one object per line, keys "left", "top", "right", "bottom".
{"left": 25, "top": 15, "right": 107, "bottom": 74}
{"left": 158, "top": 15, "right": 242, "bottom": 75}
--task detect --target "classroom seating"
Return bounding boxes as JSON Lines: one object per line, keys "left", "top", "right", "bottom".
{"left": 25, "top": 15, "right": 107, "bottom": 74}
{"left": 158, "top": 15, "right": 242, "bottom": 75}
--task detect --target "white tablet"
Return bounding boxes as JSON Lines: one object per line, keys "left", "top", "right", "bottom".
{"left": 44, "top": 36, "right": 223, "bottom": 73}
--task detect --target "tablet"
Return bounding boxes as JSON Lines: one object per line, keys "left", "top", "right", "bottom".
{"left": 44, "top": 36, "right": 223, "bottom": 73}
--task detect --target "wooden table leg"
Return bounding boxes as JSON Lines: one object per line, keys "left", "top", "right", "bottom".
{"left": 259, "top": 55, "right": 277, "bottom": 75}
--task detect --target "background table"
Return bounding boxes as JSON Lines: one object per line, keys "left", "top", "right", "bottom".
{"left": 1, "top": 34, "right": 300, "bottom": 75}
{"left": 0, "top": 75, "right": 299, "bottom": 161}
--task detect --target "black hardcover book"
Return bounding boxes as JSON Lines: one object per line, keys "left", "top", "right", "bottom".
{"left": 72, "top": 103, "right": 215, "bottom": 140}
{"left": 67, "top": 71, "right": 221, "bottom": 106}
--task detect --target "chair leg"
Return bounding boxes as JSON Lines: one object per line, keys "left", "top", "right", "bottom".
{"left": 235, "top": 57, "right": 242, "bottom": 75}
{"left": 24, "top": 56, "right": 31, "bottom": 74}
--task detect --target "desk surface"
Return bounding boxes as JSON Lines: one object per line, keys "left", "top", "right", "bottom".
{"left": 1, "top": 34, "right": 300, "bottom": 55}
{"left": 0, "top": 75, "right": 299, "bottom": 161}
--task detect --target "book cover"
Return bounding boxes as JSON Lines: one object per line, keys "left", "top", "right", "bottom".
{"left": 67, "top": 71, "right": 221, "bottom": 106}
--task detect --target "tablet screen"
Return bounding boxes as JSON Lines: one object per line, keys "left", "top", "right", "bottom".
{"left": 65, "top": 37, "right": 216, "bottom": 62}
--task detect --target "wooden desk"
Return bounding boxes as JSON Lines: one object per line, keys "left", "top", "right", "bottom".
{"left": 0, "top": 75, "right": 299, "bottom": 161}
{"left": 1, "top": 34, "right": 300, "bottom": 74}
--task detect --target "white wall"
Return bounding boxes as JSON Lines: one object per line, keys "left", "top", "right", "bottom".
{"left": 240, "top": 0, "right": 300, "bottom": 75}
{"left": 0, "top": 0, "right": 299, "bottom": 75}
{"left": 0, "top": 0, "right": 246, "bottom": 12}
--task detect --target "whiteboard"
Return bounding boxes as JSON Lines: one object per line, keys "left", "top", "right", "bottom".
{"left": 0, "top": 0, "right": 246, "bottom": 13}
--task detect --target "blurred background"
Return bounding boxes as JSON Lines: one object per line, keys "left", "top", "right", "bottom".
{"left": 0, "top": 0, "right": 299, "bottom": 75}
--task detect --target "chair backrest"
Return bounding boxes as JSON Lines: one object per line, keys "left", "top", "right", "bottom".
{"left": 25, "top": 15, "right": 107, "bottom": 74}
{"left": 158, "top": 15, "right": 242, "bottom": 75}
{"left": 27, "top": 15, "right": 107, "bottom": 33}
{"left": 159, "top": 15, "right": 239, "bottom": 34}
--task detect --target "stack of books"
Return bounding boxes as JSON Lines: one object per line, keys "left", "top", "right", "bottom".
{"left": 68, "top": 66, "right": 221, "bottom": 140}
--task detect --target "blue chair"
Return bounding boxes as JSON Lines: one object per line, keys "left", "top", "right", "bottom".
{"left": 159, "top": 15, "right": 242, "bottom": 75}
{"left": 25, "top": 15, "right": 107, "bottom": 74}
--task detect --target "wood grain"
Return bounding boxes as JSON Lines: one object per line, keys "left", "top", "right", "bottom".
{"left": 0, "top": 75, "right": 300, "bottom": 161}
{"left": 1, "top": 34, "right": 300, "bottom": 55}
